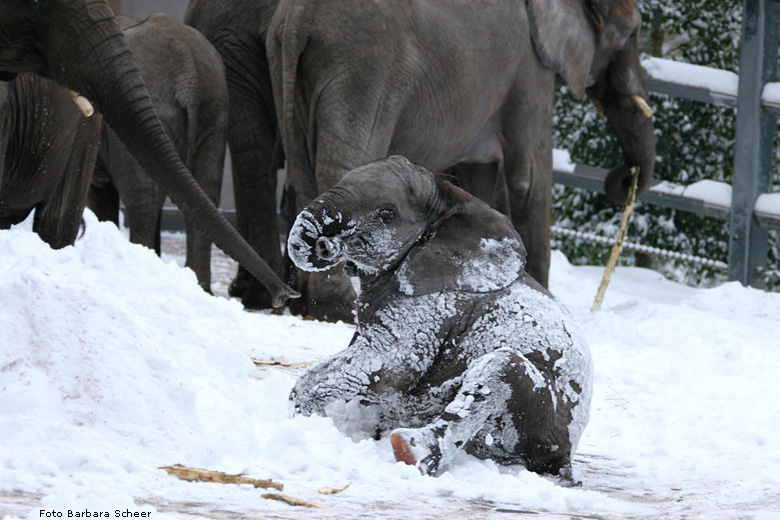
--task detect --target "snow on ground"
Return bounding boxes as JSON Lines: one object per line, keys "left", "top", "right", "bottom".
{"left": 1, "top": 212, "right": 779, "bottom": 519}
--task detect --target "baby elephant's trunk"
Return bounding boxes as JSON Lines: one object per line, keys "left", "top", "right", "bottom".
{"left": 314, "top": 236, "right": 343, "bottom": 262}
{"left": 287, "top": 198, "right": 349, "bottom": 272}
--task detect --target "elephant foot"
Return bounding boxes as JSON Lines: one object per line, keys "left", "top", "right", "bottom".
{"left": 240, "top": 283, "right": 274, "bottom": 310}
{"left": 390, "top": 427, "right": 443, "bottom": 476}
{"left": 554, "top": 463, "right": 582, "bottom": 488}
{"left": 230, "top": 267, "right": 274, "bottom": 310}
{"left": 228, "top": 266, "right": 252, "bottom": 298}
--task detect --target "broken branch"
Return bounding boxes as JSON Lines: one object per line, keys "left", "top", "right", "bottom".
{"left": 262, "top": 493, "right": 328, "bottom": 508}
{"left": 158, "top": 464, "right": 283, "bottom": 491}
{"left": 251, "top": 358, "right": 317, "bottom": 368}
{"left": 592, "top": 166, "right": 641, "bottom": 312}
{"left": 318, "top": 484, "right": 350, "bottom": 495}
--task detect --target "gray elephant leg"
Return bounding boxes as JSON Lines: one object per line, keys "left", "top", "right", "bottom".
{"left": 391, "top": 348, "right": 572, "bottom": 478}
{"left": 115, "top": 167, "right": 165, "bottom": 254}
{"left": 446, "top": 162, "right": 509, "bottom": 215}
{"left": 505, "top": 155, "right": 552, "bottom": 289}
{"left": 88, "top": 156, "right": 120, "bottom": 226}
{"left": 501, "top": 74, "right": 555, "bottom": 288}
{"left": 109, "top": 165, "right": 164, "bottom": 256}
{"left": 295, "top": 267, "right": 357, "bottom": 323}
{"left": 182, "top": 109, "right": 227, "bottom": 292}
{"left": 225, "top": 69, "right": 285, "bottom": 309}
{"left": 125, "top": 200, "right": 163, "bottom": 256}
{"left": 185, "top": 219, "right": 213, "bottom": 292}
{"left": 184, "top": 167, "right": 221, "bottom": 291}
{"left": 99, "top": 127, "right": 165, "bottom": 255}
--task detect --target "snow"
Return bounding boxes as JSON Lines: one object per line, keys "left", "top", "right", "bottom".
{"left": 762, "top": 82, "right": 780, "bottom": 108}
{"left": 642, "top": 57, "right": 739, "bottom": 98}
{"left": 552, "top": 148, "right": 575, "bottom": 173}
{"left": 455, "top": 238, "right": 525, "bottom": 292}
{"left": 756, "top": 192, "right": 780, "bottom": 217}
{"left": 649, "top": 178, "right": 733, "bottom": 208}
{"left": 2, "top": 211, "right": 780, "bottom": 519}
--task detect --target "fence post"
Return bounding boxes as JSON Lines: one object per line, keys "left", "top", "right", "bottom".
{"left": 729, "top": 0, "right": 780, "bottom": 288}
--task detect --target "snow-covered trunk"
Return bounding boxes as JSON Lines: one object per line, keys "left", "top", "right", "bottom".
{"left": 287, "top": 195, "right": 350, "bottom": 272}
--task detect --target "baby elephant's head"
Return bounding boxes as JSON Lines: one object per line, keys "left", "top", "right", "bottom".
{"left": 288, "top": 156, "right": 527, "bottom": 294}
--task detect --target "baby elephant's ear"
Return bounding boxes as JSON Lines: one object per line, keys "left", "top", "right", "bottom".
{"left": 396, "top": 190, "right": 526, "bottom": 296}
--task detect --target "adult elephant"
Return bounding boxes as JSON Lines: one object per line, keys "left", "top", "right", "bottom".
{"left": 0, "top": 0, "right": 297, "bottom": 307}
{"left": 185, "top": 0, "right": 285, "bottom": 308}
{"left": 89, "top": 13, "right": 229, "bottom": 292}
{"left": 268, "top": 0, "right": 655, "bottom": 320}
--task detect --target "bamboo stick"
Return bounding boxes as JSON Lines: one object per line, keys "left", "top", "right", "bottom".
{"left": 158, "top": 464, "right": 283, "bottom": 491}
{"left": 592, "top": 167, "right": 641, "bottom": 312}
{"left": 262, "top": 493, "right": 328, "bottom": 508}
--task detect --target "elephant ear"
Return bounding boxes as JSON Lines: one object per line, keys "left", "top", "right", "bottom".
{"left": 395, "top": 181, "right": 526, "bottom": 296}
{"left": 527, "top": 0, "right": 597, "bottom": 97}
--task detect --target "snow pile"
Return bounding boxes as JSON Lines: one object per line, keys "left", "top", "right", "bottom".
{"left": 1, "top": 213, "right": 779, "bottom": 519}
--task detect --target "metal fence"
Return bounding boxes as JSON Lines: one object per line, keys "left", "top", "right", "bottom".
{"left": 554, "top": 0, "right": 780, "bottom": 289}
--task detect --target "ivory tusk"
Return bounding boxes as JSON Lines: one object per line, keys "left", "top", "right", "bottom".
{"left": 69, "top": 90, "right": 95, "bottom": 118}
{"left": 632, "top": 95, "right": 654, "bottom": 118}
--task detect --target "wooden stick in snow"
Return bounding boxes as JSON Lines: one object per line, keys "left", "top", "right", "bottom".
{"left": 251, "top": 358, "right": 317, "bottom": 368}
{"left": 591, "top": 167, "right": 641, "bottom": 312}
{"left": 262, "top": 493, "right": 328, "bottom": 508}
{"left": 158, "top": 464, "right": 283, "bottom": 491}
{"left": 318, "top": 484, "right": 350, "bottom": 495}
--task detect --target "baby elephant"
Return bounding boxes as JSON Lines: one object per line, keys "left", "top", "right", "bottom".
{"left": 287, "top": 156, "right": 593, "bottom": 481}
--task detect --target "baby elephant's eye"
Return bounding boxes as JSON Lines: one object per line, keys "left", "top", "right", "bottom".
{"left": 376, "top": 207, "right": 396, "bottom": 223}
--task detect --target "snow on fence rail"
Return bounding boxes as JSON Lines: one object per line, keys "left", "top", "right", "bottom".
{"left": 642, "top": 57, "right": 740, "bottom": 109}
{"left": 643, "top": 56, "right": 780, "bottom": 116}
{"left": 553, "top": 150, "right": 780, "bottom": 230}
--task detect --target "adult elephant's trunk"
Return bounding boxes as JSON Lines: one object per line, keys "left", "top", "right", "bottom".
{"left": 588, "top": 40, "right": 656, "bottom": 204}
{"left": 44, "top": 0, "right": 297, "bottom": 306}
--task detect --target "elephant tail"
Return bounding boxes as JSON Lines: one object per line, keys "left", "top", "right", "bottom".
{"left": 269, "top": 0, "right": 311, "bottom": 180}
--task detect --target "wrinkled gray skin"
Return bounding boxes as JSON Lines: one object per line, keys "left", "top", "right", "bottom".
{"left": 0, "top": 74, "right": 101, "bottom": 247}
{"left": 185, "top": 0, "right": 286, "bottom": 307}
{"left": 88, "top": 13, "right": 229, "bottom": 292}
{"left": 287, "top": 156, "right": 593, "bottom": 480}
{"left": 0, "top": 0, "right": 296, "bottom": 307}
{"left": 270, "top": 0, "right": 655, "bottom": 321}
